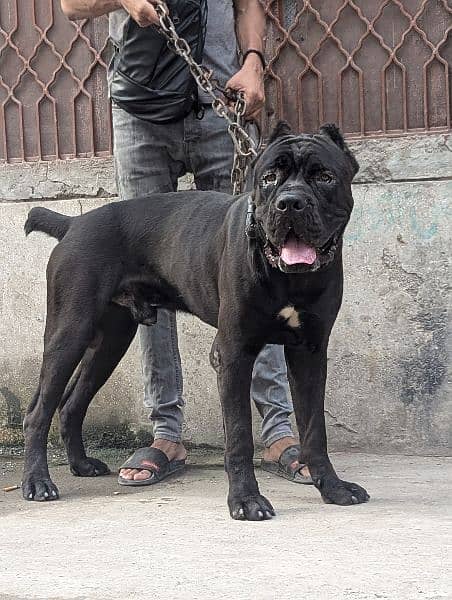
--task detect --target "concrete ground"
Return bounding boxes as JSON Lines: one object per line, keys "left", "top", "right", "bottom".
{"left": 0, "top": 451, "right": 451, "bottom": 600}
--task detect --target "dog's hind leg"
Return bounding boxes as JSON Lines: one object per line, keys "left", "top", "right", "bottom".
{"left": 58, "top": 304, "right": 137, "bottom": 477}
{"left": 22, "top": 314, "right": 98, "bottom": 501}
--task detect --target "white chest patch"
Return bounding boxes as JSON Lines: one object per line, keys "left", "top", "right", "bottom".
{"left": 278, "top": 305, "right": 301, "bottom": 328}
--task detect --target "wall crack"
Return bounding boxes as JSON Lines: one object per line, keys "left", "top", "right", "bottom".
{"left": 324, "top": 409, "right": 358, "bottom": 434}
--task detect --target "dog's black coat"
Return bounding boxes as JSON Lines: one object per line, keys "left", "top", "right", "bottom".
{"left": 22, "top": 123, "right": 369, "bottom": 519}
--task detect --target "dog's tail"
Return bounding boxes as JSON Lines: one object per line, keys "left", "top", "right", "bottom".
{"left": 24, "top": 207, "right": 72, "bottom": 241}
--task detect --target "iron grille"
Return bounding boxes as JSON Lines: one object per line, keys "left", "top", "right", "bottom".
{"left": 262, "top": 0, "right": 451, "bottom": 136}
{"left": 0, "top": 0, "right": 451, "bottom": 163}
{"left": 0, "top": 0, "right": 111, "bottom": 163}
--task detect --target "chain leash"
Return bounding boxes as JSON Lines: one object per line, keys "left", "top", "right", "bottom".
{"left": 154, "top": 0, "right": 258, "bottom": 194}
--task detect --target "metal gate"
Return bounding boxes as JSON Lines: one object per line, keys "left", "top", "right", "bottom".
{"left": 263, "top": 0, "right": 451, "bottom": 137}
{"left": 0, "top": 0, "right": 111, "bottom": 163}
{"left": 0, "top": 0, "right": 451, "bottom": 163}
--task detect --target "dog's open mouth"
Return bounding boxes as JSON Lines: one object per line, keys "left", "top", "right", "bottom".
{"left": 264, "top": 230, "right": 338, "bottom": 273}
{"left": 280, "top": 232, "right": 317, "bottom": 266}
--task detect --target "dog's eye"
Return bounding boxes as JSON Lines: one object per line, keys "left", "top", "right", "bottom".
{"left": 262, "top": 172, "right": 278, "bottom": 186}
{"left": 315, "top": 171, "right": 334, "bottom": 184}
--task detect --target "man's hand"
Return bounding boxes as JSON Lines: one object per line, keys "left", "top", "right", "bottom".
{"left": 225, "top": 54, "right": 265, "bottom": 119}
{"left": 120, "top": 0, "right": 160, "bottom": 27}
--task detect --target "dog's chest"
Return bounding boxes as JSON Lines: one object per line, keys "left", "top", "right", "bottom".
{"left": 261, "top": 303, "right": 305, "bottom": 347}
{"left": 278, "top": 305, "right": 301, "bottom": 329}
{"left": 270, "top": 302, "right": 323, "bottom": 351}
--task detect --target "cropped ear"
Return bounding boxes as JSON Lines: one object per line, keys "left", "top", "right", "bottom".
{"left": 268, "top": 120, "right": 293, "bottom": 144}
{"left": 319, "top": 123, "right": 345, "bottom": 148}
{"left": 319, "top": 123, "right": 359, "bottom": 177}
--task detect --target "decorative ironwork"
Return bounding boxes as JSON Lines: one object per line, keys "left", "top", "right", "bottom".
{"left": 261, "top": 0, "right": 452, "bottom": 137}
{"left": 0, "top": 0, "right": 111, "bottom": 163}
{"left": 0, "top": 0, "right": 451, "bottom": 163}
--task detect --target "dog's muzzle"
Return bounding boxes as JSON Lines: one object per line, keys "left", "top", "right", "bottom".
{"left": 246, "top": 197, "right": 341, "bottom": 274}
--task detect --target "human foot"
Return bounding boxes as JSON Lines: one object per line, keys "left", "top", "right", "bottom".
{"left": 119, "top": 439, "right": 187, "bottom": 483}
{"left": 262, "top": 437, "right": 312, "bottom": 482}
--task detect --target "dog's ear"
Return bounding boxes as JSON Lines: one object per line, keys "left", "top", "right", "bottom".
{"left": 319, "top": 123, "right": 359, "bottom": 176}
{"left": 319, "top": 123, "right": 345, "bottom": 148}
{"left": 268, "top": 120, "right": 292, "bottom": 144}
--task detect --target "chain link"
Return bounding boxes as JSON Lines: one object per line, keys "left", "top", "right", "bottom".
{"left": 155, "top": 0, "right": 258, "bottom": 194}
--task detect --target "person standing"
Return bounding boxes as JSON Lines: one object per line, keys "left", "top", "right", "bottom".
{"left": 61, "top": 0, "right": 312, "bottom": 486}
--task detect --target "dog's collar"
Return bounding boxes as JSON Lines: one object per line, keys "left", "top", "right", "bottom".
{"left": 245, "top": 195, "right": 257, "bottom": 238}
{"left": 245, "top": 196, "right": 266, "bottom": 243}
{"left": 245, "top": 195, "right": 280, "bottom": 269}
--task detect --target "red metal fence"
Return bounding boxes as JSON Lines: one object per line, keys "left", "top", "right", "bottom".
{"left": 0, "top": 0, "right": 451, "bottom": 163}
{"left": 0, "top": 0, "right": 111, "bottom": 163}
{"left": 263, "top": 0, "right": 452, "bottom": 137}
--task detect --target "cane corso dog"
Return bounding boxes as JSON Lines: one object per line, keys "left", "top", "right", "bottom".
{"left": 22, "top": 122, "right": 369, "bottom": 519}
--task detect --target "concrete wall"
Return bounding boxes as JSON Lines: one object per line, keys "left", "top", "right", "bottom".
{"left": 0, "top": 134, "right": 451, "bottom": 453}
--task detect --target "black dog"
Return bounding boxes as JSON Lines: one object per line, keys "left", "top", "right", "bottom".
{"left": 22, "top": 122, "right": 369, "bottom": 519}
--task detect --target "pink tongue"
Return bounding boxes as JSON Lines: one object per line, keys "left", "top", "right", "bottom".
{"left": 280, "top": 235, "right": 317, "bottom": 265}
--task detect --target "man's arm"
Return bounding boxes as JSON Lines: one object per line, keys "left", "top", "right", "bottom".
{"left": 227, "top": 0, "right": 267, "bottom": 118}
{"left": 234, "top": 0, "right": 266, "bottom": 69}
{"left": 61, "top": 0, "right": 119, "bottom": 19}
{"left": 61, "top": 0, "right": 159, "bottom": 26}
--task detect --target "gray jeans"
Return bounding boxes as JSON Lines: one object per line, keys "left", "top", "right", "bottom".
{"left": 112, "top": 104, "right": 294, "bottom": 447}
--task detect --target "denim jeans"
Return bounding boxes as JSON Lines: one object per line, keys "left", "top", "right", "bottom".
{"left": 112, "top": 104, "right": 294, "bottom": 447}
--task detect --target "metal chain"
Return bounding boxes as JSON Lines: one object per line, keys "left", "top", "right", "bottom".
{"left": 155, "top": 0, "right": 258, "bottom": 194}
{"left": 230, "top": 94, "right": 253, "bottom": 195}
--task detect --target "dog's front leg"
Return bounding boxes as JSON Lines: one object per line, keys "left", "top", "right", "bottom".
{"left": 285, "top": 344, "right": 369, "bottom": 506}
{"left": 211, "top": 334, "right": 275, "bottom": 521}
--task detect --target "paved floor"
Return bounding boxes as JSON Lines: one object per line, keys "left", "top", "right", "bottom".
{"left": 0, "top": 451, "right": 451, "bottom": 600}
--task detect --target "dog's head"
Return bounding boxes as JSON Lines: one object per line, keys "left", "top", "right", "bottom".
{"left": 251, "top": 122, "right": 359, "bottom": 274}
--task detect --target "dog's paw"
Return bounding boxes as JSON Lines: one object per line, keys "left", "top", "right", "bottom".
{"left": 70, "top": 457, "right": 111, "bottom": 477}
{"left": 317, "top": 477, "right": 369, "bottom": 505}
{"left": 22, "top": 477, "right": 59, "bottom": 502}
{"left": 229, "top": 494, "right": 275, "bottom": 521}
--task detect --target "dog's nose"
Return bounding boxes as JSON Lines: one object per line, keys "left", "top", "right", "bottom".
{"left": 275, "top": 196, "right": 305, "bottom": 213}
